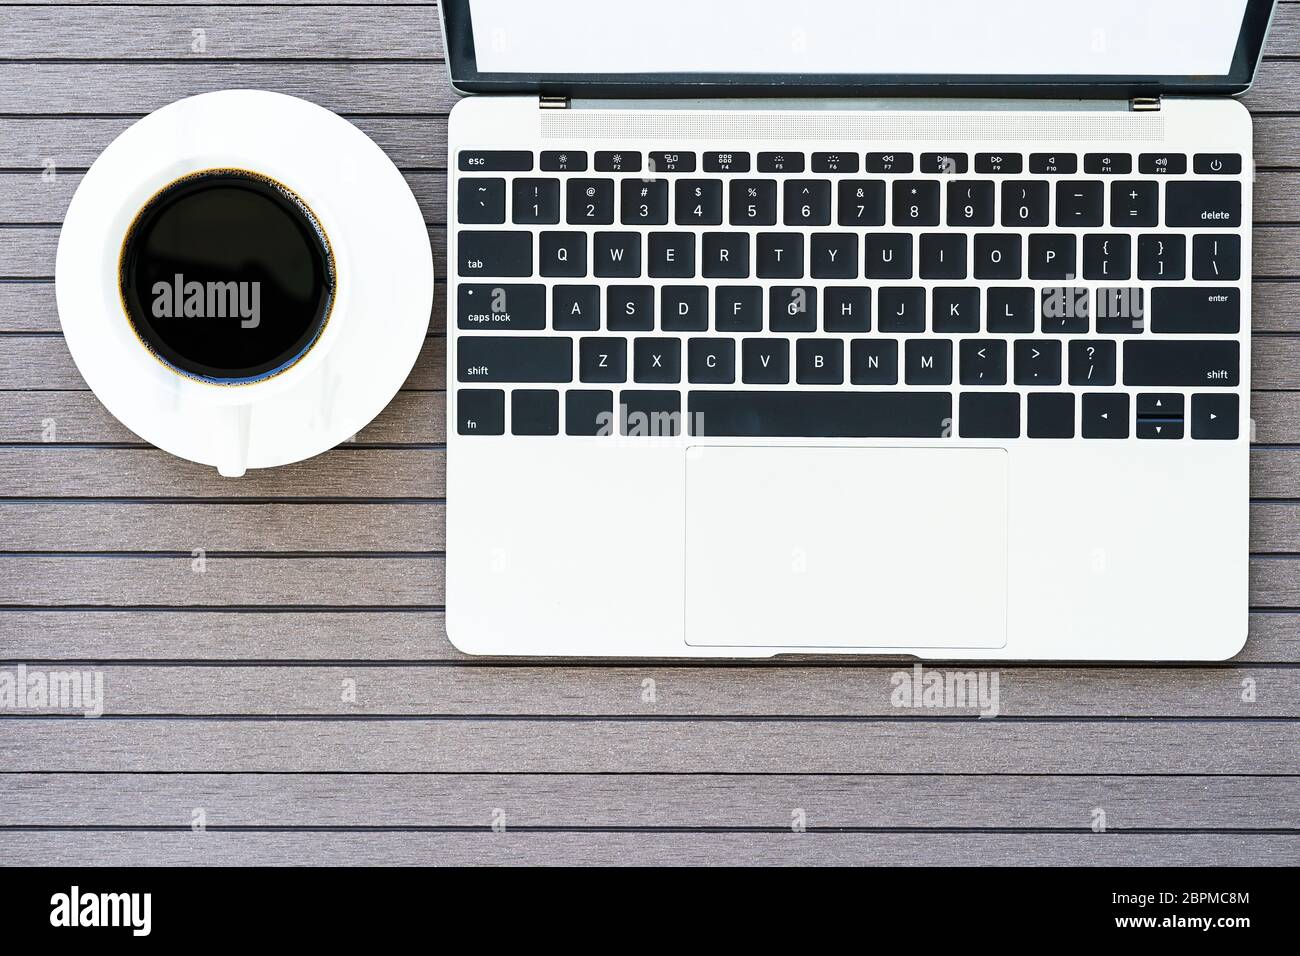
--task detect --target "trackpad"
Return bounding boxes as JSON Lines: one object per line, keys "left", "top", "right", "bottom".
{"left": 684, "top": 446, "right": 1008, "bottom": 649}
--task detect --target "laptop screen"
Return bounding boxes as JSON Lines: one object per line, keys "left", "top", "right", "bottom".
{"left": 442, "top": 0, "right": 1277, "bottom": 96}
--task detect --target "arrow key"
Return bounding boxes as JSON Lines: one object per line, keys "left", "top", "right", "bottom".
{"left": 1082, "top": 393, "right": 1129, "bottom": 439}
{"left": 1191, "top": 393, "right": 1239, "bottom": 440}
{"left": 1136, "top": 393, "right": 1184, "bottom": 418}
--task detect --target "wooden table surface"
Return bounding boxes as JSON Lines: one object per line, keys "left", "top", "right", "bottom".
{"left": 1, "top": 1, "right": 1298, "bottom": 866}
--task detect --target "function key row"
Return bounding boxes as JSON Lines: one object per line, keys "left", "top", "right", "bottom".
{"left": 458, "top": 150, "right": 1242, "bottom": 176}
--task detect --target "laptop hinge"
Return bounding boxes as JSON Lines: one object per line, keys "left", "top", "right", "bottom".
{"left": 1129, "top": 96, "right": 1162, "bottom": 112}
{"left": 539, "top": 95, "right": 569, "bottom": 110}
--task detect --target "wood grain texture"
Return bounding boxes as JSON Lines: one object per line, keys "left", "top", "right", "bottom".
{"left": 0, "top": 1, "right": 1296, "bottom": 868}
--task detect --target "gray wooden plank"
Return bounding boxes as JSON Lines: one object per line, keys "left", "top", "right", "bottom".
{"left": 5, "top": 664, "right": 1294, "bottom": 717}
{"left": 4, "top": 830, "right": 1297, "bottom": 867}
{"left": 0, "top": 502, "right": 445, "bottom": 551}
{"left": 0, "top": 609, "right": 1295, "bottom": 663}
{"left": 0, "top": 7, "right": 441, "bottom": 59}
{"left": 0, "top": 447, "right": 445, "bottom": 497}
{"left": 1252, "top": 448, "right": 1300, "bottom": 497}
{"left": 0, "top": 555, "right": 444, "bottom": 605}
{"left": 1, "top": 718, "right": 1294, "bottom": 773}
{"left": 3, "top": 773, "right": 1295, "bottom": 829}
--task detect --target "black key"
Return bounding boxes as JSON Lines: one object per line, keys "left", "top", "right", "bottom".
{"left": 648, "top": 151, "right": 695, "bottom": 173}
{"left": 824, "top": 287, "right": 871, "bottom": 332}
{"left": 1137, "top": 234, "right": 1186, "bottom": 281}
{"left": 1191, "top": 393, "right": 1239, "bottom": 440}
{"left": 758, "top": 151, "right": 804, "bottom": 173}
{"left": 633, "top": 337, "right": 681, "bottom": 384}
{"left": 621, "top": 179, "right": 668, "bottom": 225}
{"left": 959, "top": 339, "right": 1007, "bottom": 385}
{"left": 921, "top": 152, "right": 968, "bottom": 174}
{"left": 1194, "top": 153, "right": 1243, "bottom": 176}
{"left": 730, "top": 179, "right": 777, "bottom": 225}
{"left": 1055, "top": 181, "right": 1104, "bottom": 227}
{"left": 457, "top": 231, "right": 533, "bottom": 279}
{"left": 987, "top": 287, "right": 1035, "bottom": 333}
{"left": 687, "top": 338, "right": 736, "bottom": 384}
{"left": 1029, "top": 153, "right": 1076, "bottom": 174}
{"left": 512, "top": 178, "right": 560, "bottom": 224}
{"left": 784, "top": 180, "right": 831, "bottom": 225}
{"left": 865, "top": 152, "right": 913, "bottom": 174}
{"left": 1001, "top": 180, "right": 1050, "bottom": 227}
{"left": 1028, "top": 234, "right": 1076, "bottom": 279}
{"left": 511, "top": 389, "right": 559, "bottom": 436}
{"left": 919, "top": 233, "right": 967, "bottom": 279}
{"left": 705, "top": 151, "right": 750, "bottom": 173}
{"left": 1192, "top": 235, "right": 1241, "bottom": 281}
{"left": 812, "top": 152, "right": 859, "bottom": 173}
{"left": 688, "top": 391, "right": 951, "bottom": 438}
{"left": 702, "top": 233, "right": 750, "bottom": 278}
{"left": 458, "top": 336, "right": 572, "bottom": 383}
{"left": 1138, "top": 153, "right": 1186, "bottom": 176}
{"left": 975, "top": 153, "right": 1022, "bottom": 174}
{"left": 838, "top": 180, "right": 886, "bottom": 226}
{"left": 457, "top": 283, "right": 545, "bottom": 330}
{"left": 934, "top": 287, "right": 980, "bottom": 333}
{"left": 1084, "top": 154, "right": 1132, "bottom": 175}
{"left": 757, "top": 233, "right": 804, "bottom": 278}
{"left": 796, "top": 338, "right": 845, "bottom": 385}
{"left": 1014, "top": 339, "right": 1062, "bottom": 386}
{"left": 541, "top": 150, "right": 586, "bottom": 173}
{"left": 865, "top": 233, "right": 913, "bottom": 279}
{"left": 1151, "top": 287, "right": 1240, "bottom": 334}
{"left": 959, "top": 393, "right": 1020, "bottom": 438}
{"left": 1081, "top": 393, "right": 1129, "bottom": 439}
{"left": 539, "top": 231, "right": 587, "bottom": 277}
{"left": 810, "top": 233, "right": 858, "bottom": 279}
{"left": 1027, "top": 393, "right": 1075, "bottom": 439}
{"left": 893, "top": 180, "right": 940, "bottom": 225}
{"left": 770, "top": 285, "right": 817, "bottom": 332}
{"left": 1095, "top": 286, "right": 1145, "bottom": 334}
{"left": 946, "top": 180, "right": 995, "bottom": 226}
{"left": 661, "top": 286, "right": 709, "bottom": 331}
{"left": 675, "top": 180, "right": 723, "bottom": 225}
{"left": 459, "top": 150, "right": 532, "bottom": 172}
{"left": 567, "top": 179, "right": 614, "bottom": 224}
{"left": 742, "top": 339, "right": 790, "bottom": 384}
{"left": 850, "top": 339, "right": 899, "bottom": 385}
{"left": 595, "top": 150, "right": 641, "bottom": 173}
{"left": 1039, "top": 286, "right": 1089, "bottom": 334}
{"left": 456, "top": 388, "right": 505, "bottom": 435}
{"left": 1137, "top": 393, "right": 1184, "bottom": 418}
{"left": 1123, "top": 341, "right": 1239, "bottom": 387}
{"left": 1167, "top": 182, "right": 1241, "bottom": 228}
{"left": 715, "top": 286, "right": 762, "bottom": 331}
{"left": 1082, "top": 234, "right": 1131, "bottom": 280}
{"left": 905, "top": 339, "right": 953, "bottom": 385}
{"left": 606, "top": 286, "right": 654, "bottom": 331}
{"left": 973, "top": 234, "right": 1022, "bottom": 280}
{"left": 566, "top": 389, "right": 613, "bottom": 436}
{"left": 552, "top": 285, "right": 600, "bottom": 331}
{"left": 1111, "top": 181, "right": 1159, "bottom": 227}
{"left": 878, "top": 286, "right": 925, "bottom": 332}
{"left": 593, "top": 232, "right": 641, "bottom": 278}
{"left": 1067, "top": 340, "right": 1117, "bottom": 386}
{"left": 578, "top": 337, "right": 627, "bottom": 383}
{"left": 458, "top": 178, "right": 506, "bottom": 224}
{"left": 1137, "top": 415, "right": 1183, "bottom": 440}
{"left": 648, "top": 232, "right": 696, "bottom": 279}
{"left": 619, "top": 390, "right": 681, "bottom": 436}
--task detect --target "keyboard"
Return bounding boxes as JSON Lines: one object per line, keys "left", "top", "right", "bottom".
{"left": 451, "top": 147, "right": 1246, "bottom": 441}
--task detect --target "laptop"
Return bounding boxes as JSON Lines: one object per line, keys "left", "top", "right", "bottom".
{"left": 440, "top": 0, "right": 1275, "bottom": 659}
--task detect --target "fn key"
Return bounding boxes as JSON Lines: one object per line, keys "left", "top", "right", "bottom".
{"left": 457, "top": 389, "right": 504, "bottom": 435}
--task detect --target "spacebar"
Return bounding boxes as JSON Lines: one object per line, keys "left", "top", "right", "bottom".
{"left": 688, "top": 391, "right": 952, "bottom": 438}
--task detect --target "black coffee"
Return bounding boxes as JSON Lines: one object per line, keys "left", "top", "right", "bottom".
{"left": 119, "top": 169, "right": 335, "bottom": 383}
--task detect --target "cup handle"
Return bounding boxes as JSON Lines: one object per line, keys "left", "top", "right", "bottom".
{"left": 216, "top": 404, "right": 252, "bottom": 478}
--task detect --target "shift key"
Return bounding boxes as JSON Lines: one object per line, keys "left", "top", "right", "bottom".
{"left": 457, "top": 231, "right": 533, "bottom": 277}
{"left": 1123, "top": 340, "right": 1238, "bottom": 387}
{"left": 458, "top": 336, "right": 572, "bottom": 383}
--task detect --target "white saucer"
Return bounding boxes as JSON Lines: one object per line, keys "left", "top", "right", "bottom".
{"left": 56, "top": 90, "right": 433, "bottom": 475}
